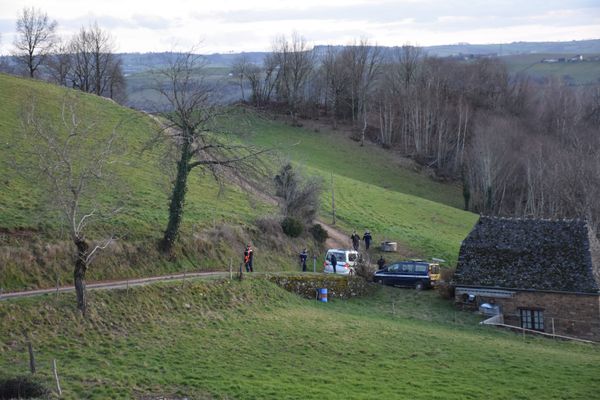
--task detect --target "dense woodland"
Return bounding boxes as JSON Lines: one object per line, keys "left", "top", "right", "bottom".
{"left": 3, "top": 8, "right": 599, "bottom": 234}
{"left": 234, "top": 35, "right": 600, "bottom": 233}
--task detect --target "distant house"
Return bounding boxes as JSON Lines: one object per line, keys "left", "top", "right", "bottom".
{"left": 454, "top": 216, "right": 600, "bottom": 341}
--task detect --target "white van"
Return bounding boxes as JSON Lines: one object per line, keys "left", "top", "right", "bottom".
{"left": 323, "top": 249, "right": 359, "bottom": 275}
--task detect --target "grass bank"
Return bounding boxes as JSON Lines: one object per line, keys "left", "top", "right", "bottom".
{"left": 1, "top": 278, "right": 598, "bottom": 399}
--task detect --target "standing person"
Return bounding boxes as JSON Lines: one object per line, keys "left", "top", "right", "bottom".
{"left": 377, "top": 255, "right": 386, "bottom": 270}
{"left": 350, "top": 230, "right": 360, "bottom": 251}
{"left": 330, "top": 253, "right": 337, "bottom": 274}
{"left": 363, "top": 230, "right": 372, "bottom": 250}
{"left": 243, "top": 244, "right": 254, "bottom": 272}
{"left": 299, "top": 248, "right": 308, "bottom": 272}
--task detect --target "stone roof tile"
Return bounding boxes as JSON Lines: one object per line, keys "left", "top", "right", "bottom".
{"left": 454, "top": 216, "right": 600, "bottom": 293}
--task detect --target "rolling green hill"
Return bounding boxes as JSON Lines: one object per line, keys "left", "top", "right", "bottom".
{"left": 502, "top": 53, "right": 600, "bottom": 84}
{"left": 0, "top": 73, "right": 276, "bottom": 289}
{"left": 0, "top": 73, "right": 270, "bottom": 235}
{"left": 0, "top": 73, "right": 476, "bottom": 290}
{"left": 1, "top": 74, "right": 597, "bottom": 400}
{"left": 231, "top": 112, "right": 477, "bottom": 263}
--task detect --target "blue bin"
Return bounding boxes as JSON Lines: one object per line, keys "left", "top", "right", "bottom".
{"left": 318, "top": 288, "right": 328, "bottom": 302}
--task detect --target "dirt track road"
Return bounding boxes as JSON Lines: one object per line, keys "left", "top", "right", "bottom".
{"left": 318, "top": 220, "right": 349, "bottom": 249}
{"left": 0, "top": 271, "right": 227, "bottom": 301}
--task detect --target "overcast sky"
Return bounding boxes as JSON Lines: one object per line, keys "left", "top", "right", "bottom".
{"left": 0, "top": 0, "right": 599, "bottom": 54}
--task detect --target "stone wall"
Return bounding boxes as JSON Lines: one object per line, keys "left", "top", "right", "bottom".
{"left": 456, "top": 288, "right": 600, "bottom": 341}
{"left": 269, "top": 275, "right": 371, "bottom": 300}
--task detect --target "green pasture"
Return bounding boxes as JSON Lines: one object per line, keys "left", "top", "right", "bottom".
{"left": 0, "top": 73, "right": 272, "bottom": 238}
{"left": 1, "top": 278, "right": 598, "bottom": 399}
{"left": 231, "top": 112, "right": 477, "bottom": 263}
{"left": 502, "top": 53, "right": 600, "bottom": 84}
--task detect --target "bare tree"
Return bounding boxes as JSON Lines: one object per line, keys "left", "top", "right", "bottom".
{"left": 12, "top": 92, "right": 125, "bottom": 315}
{"left": 340, "top": 39, "right": 383, "bottom": 145}
{"left": 152, "top": 51, "right": 270, "bottom": 254}
{"left": 13, "top": 6, "right": 57, "bottom": 78}
{"left": 271, "top": 33, "right": 315, "bottom": 125}
{"left": 246, "top": 55, "right": 278, "bottom": 107}
{"left": 321, "top": 46, "right": 348, "bottom": 129}
{"left": 46, "top": 38, "right": 71, "bottom": 86}
{"left": 231, "top": 54, "right": 251, "bottom": 102}
{"left": 68, "top": 23, "right": 125, "bottom": 102}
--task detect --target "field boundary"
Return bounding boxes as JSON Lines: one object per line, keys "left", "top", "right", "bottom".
{"left": 0, "top": 271, "right": 226, "bottom": 301}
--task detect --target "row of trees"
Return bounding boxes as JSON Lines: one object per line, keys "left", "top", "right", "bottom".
{"left": 234, "top": 33, "right": 600, "bottom": 232}
{"left": 9, "top": 7, "right": 125, "bottom": 102}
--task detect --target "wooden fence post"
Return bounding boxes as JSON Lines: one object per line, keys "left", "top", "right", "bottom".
{"left": 53, "top": 359, "right": 62, "bottom": 396}
{"left": 24, "top": 331, "right": 35, "bottom": 374}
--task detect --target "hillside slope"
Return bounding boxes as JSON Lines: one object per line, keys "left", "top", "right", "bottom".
{"left": 233, "top": 112, "right": 478, "bottom": 263}
{"left": 0, "top": 73, "right": 477, "bottom": 290}
{"left": 0, "top": 74, "right": 280, "bottom": 289}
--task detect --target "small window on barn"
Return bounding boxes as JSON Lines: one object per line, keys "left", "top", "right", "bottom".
{"left": 520, "top": 309, "right": 544, "bottom": 331}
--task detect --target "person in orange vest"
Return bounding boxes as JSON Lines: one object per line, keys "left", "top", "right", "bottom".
{"left": 244, "top": 244, "right": 254, "bottom": 272}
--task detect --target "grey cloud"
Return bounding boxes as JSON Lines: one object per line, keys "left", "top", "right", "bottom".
{"left": 131, "top": 14, "right": 173, "bottom": 30}
{"left": 54, "top": 14, "right": 174, "bottom": 32}
{"left": 58, "top": 14, "right": 136, "bottom": 31}
{"left": 211, "top": 0, "right": 599, "bottom": 26}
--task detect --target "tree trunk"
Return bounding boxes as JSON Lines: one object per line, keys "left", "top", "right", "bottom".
{"left": 160, "top": 140, "right": 192, "bottom": 253}
{"left": 360, "top": 102, "right": 367, "bottom": 147}
{"left": 462, "top": 170, "right": 471, "bottom": 211}
{"left": 331, "top": 172, "right": 336, "bottom": 225}
{"left": 239, "top": 76, "right": 245, "bottom": 102}
{"left": 74, "top": 237, "right": 89, "bottom": 315}
{"left": 28, "top": 51, "right": 35, "bottom": 78}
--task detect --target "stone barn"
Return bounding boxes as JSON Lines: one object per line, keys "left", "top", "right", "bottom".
{"left": 454, "top": 216, "right": 600, "bottom": 341}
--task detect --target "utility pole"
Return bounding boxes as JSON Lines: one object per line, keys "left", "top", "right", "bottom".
{"left": 331, "top": 172, "right": 336, "bottom": 225}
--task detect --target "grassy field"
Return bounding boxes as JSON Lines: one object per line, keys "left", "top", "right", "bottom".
{"left": 502, "top": 53, "right": 600, "bottom": 84}
{"left": 1, "top": 278, "right": 598, "bottom": 399}
{"left": 126, "top": 66, "right": 240, "bottom": 110}
{"left": 233, "top": 111, "right": 478, "bottom": 263}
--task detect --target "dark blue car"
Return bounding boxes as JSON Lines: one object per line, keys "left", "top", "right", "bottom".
{"left": 373, "top": 261, "right": 440, "bottom": 290}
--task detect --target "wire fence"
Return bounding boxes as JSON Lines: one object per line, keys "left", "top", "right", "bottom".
{"left": 480, "top": 313, "right": 598, "bottom": 343}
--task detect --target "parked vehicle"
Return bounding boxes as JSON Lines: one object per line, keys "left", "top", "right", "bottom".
{"left": 373, "top": 260, "right": 440, "bottom": 290}
{"left": 323, "top": 249, "right": 359, "bottom": 275}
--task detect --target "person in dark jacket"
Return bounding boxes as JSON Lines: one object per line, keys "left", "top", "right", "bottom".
{"left": 363, "top": 230, "right": 372, "bottom": 250}
{"left": 299, "top": 248, "right": 308, "bottom": 272}
{"left": 330, "top": 253, "right": 337, "bottom": 274}
{"left": 244, "top": 244, "right": 254, "bottom": 272}
{"left": 377, "top": 255, "right": 386, "bottom": 270}
{"left": 350, "top": 230, "right": 360, "bottom": 251}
